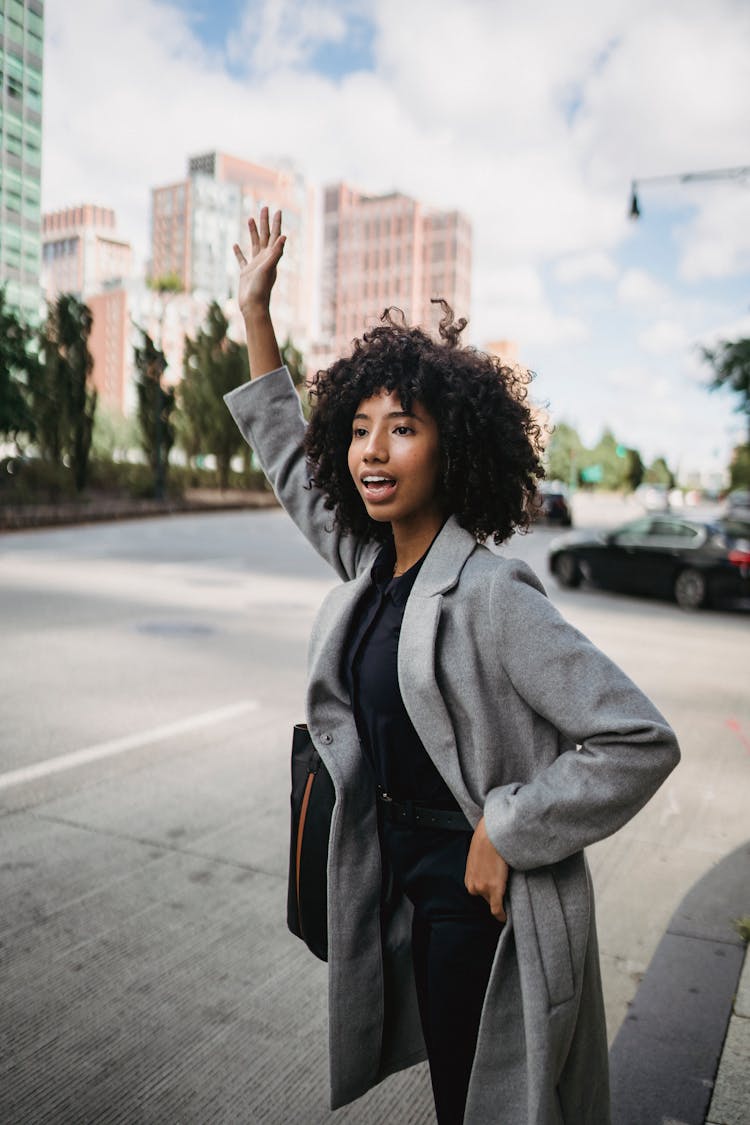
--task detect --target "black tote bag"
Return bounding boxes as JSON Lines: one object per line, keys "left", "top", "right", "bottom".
{"left": 287, "top": 723, "right": 335, "bottom": 962}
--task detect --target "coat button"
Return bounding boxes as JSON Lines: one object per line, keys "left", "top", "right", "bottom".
{"left": 320, "top": 733, "right": 333, "bottom": 745}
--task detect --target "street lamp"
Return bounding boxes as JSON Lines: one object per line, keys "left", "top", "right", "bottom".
{"left": 629, "top": 165, "right": 750, "bottom": 218}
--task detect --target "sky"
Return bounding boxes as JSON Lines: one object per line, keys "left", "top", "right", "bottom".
{"left": 41, "top": 0, "right": 750, "bottom": 480}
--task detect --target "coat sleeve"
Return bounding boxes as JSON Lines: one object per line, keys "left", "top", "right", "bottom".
{"left": 482, "top": 559, "right": 680, "bottom": 871}
{"left": 223, "top": 367, "right": 367, "bottom": 581}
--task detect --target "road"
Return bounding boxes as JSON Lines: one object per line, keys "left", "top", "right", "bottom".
{"left": 1, "top": 505, "right": 748, "bottom": 1122}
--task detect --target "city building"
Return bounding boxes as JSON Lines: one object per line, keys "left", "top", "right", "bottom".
{"left": 87, "top": 282, "right": 217, "bottom": 416}
{"left": 319, "top": 183, "right": 472, "bottom": 362}
{"left": 41, "top": 204, "right": 134, "bottom": 413}
{"left": 42, "top": 205, "right": 132, "bottom": 302}
{"left": 484, "top": 339, "right": 519, "bottom": 366}
{"left": 0, "top": 0, "right": 44, "bottom": 322}
{"left": 150, "top": 151, "right": 316, "bottom": 349}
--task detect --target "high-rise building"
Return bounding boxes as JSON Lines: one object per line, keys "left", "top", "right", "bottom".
{"left": 320, "top": 183, "right": 472, "bottom": 358}
{"left": 86, "top": 282, "right": 214, "bottom": 415}
{"left": 41, "top": 204, "right": 133, "bottom": 413}
{"left": 0, "top": 0, "right": 44, "bottom": 322}
{"left": 41, "top": 205, "right": 132, "bottom": 301}
{"left": 151, "top": 151, "right": 315, "bottom": 348}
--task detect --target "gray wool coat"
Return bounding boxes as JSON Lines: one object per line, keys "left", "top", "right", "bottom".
{"left": 225, "top": 367, "right": 680, "bottom": 1125}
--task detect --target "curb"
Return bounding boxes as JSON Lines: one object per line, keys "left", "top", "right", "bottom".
{"left": 609, "top": 841, "right": 750, "bottom": 1125}
{"left": 0, "top": 490, "right": 279, "bottom": 532}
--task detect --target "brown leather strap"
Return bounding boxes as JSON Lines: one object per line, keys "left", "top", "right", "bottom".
{"left": 296, "top": 770, "right": 316, "bottom": 936}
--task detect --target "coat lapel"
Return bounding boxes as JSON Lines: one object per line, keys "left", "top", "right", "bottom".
{"left": 398, "top": 516, "right": 483, "bottom": 822}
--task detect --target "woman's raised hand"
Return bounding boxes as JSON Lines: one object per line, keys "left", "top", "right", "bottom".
{"left": 233, "top": 207, "right": 286, "bottom": 321}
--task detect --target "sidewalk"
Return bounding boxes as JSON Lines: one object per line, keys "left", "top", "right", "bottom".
{"left": 610, "top": 841, "right": 750, "bottom": 1125}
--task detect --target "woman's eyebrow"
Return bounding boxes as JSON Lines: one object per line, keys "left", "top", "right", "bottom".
{"left": 353, "top": 410, "right": 421, "bottom": 421}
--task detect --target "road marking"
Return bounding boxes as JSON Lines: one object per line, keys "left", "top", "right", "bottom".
{"left": 0, "top": 701, "right": 259, "bottom": 793}
{"left": 725, "top": 716, "right": 750, "bottom": 754}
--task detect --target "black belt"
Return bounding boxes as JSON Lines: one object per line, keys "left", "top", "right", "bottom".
{"left": 377, "top": 788, "right": 472, "bottom": 832}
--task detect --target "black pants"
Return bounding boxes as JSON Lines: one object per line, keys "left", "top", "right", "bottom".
{"left": 381, "top": 821, "right": 503, "bottom": 1125}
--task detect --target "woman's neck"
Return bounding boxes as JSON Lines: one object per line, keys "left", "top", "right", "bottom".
{"left": 391, "top": 512, "right": 445, "bottom": 576}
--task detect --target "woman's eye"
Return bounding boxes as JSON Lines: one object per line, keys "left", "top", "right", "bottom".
{"left": 394, "top": 425, "right": 413, "bottom": 436}
{"left": 352, "top": 427, "right": 367, "bottom": 438}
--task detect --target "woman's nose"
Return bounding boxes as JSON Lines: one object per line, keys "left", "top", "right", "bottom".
{"left": 363, "top": 432, "right": 387, "bottom": 461}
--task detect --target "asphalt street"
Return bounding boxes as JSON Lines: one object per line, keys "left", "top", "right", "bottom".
{"left": 1, "top": 502, "right": 748, "bottom": 1122}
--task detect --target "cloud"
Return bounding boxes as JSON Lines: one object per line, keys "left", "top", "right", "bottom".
{"left": 637, "top": 320, "right": 690, "bottom": 355}
{"left": 228, "top": 0, "right": 357, "bottom": 74}
{"left": 40, "top": 0, "right": 750, "bottom": 473}
{"left": 617, "top": 268, "right": 672, "bottom": 307}
{"left": 554, "top": 251, "right": 617, "bottom": 285}
{"left": 676, "top": 182, "right": 750, "bottom": 281}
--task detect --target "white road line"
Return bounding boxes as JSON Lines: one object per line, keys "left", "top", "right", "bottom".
{"left": 0, "top": 701, "right": 259, "bottom": 793}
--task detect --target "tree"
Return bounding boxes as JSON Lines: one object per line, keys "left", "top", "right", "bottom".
{"left": 280, "top": 336, "right": 306, "bottom": 388}
{"left": 644, "top": 456, "right": 674, "bottom": 488}
{"left": 622, "top": 448, "right": 645, "bottom": 492}
{"left": 0, "top": 287, "right": 37, "bottom": 446}
{"left": 147, "top": 273, "right": 184, "bottom": 295}
{"left": 34, "top": 294, "right": 98, "bottom": 491}
{"left": 587, "top": 429, "right": 630, "bottom": 490}
{"left": 91, "top": 405, "right": 139, "bottom": 461}
{"left": 134, "top": 329, "right": 176, "bottom": 499}
{"left": 545, "top": 422, "right": 584, "bottom": 487}
{"left": 728, "top": 443, "right": 750, "bottom": 490}
{"left": 703, "top": 336, "right": 750, "bottom": 445}
{"left": 179, "top": 302, "right": 250, "bottom": 489}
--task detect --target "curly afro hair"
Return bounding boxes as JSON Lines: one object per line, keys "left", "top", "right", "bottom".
{"left": 304, "top": 301, "right": 545, "bottom": 545}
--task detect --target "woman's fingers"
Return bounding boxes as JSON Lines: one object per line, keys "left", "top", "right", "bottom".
{"left": 270, "top": 209, "right": 282, "bottom": 242}
{"left": 490, "top": 893, "right": 507, "bottom": 923}
{"left": 259, "top": 206, "right": 270, "bottom": 245}
{"left": 248, "top": 217, "right": 260, "bottom": 257}
{"left": 465, "top": 815, "right": 509, "bottom": 922}
{"left": 268, "top": 234, "right": 286, "bottom": 265}
{"left": 233, "top": 244, "right": 247, "bottom": 266}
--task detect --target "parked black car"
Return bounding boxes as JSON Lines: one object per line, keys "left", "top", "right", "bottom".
{"left": 548, "top": 515, "right": 750, "bottom": 609}
{"left": 536, "top": 484, "right": 572, "bottom": 527}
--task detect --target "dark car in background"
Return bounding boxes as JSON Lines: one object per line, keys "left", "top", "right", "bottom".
{"left": 536, "top": 483, "right": 572, "bottom": 527}
{"left": 548, "top": 514, "right": 750, "bottom": 609}
{"left": 725, "top": 490, "right": 750, "bottom": 520}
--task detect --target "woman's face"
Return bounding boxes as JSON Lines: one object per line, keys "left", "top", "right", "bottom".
{"left": 347, "top": 389, "right": 443, "bottom": 532}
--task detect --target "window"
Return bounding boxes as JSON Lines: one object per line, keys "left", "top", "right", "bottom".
{"left": 647, "top": 520, "right": 703, "bottom": 547}
{"left": 27, "top": 10, "right": 44, "bottom": 37}
{"left": 26, "top": 81, "right": 42, "bottom": 112}
{"left": 27, "top": 29, "right": 44, "bottom": 57}
{"left": 3, "top": 103, "right": 22, "bottom": 127}
{"left": 611, "top": 519, "right": 652, "bottom": 546}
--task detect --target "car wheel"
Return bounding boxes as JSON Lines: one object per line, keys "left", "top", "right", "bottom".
{"left": 674, "top": 567, "right": 707, "bottom": 610}
{"left": 554, "top": 552, "right": 582, "bottom": 588}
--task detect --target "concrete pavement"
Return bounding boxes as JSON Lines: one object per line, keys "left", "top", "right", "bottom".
{"left": 610, "top": 842, "right": 749, "bottom": 1125}
{"left": 1, "top": 505, "right": 748, "bottom": 1122}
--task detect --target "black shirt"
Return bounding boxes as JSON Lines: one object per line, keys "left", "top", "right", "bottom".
{"left": 343, "top": 536, "right": 460, "bottom": 808}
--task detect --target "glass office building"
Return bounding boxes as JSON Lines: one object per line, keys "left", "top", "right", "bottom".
{"left": 0, "top": 0, "right": 44, "bottom": 322}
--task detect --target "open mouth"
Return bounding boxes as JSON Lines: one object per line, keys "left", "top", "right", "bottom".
{"left": 361, "top": 475, "right": 397, "bottom": 500}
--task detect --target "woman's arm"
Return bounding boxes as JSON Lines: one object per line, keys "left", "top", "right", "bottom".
{"left": 482, "top": 560, "right": 680, "bottom": 872}
{"left": 226, "top": 210, "right": 370, "bottom": 580}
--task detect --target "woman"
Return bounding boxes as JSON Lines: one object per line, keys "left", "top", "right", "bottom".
{"left": 225, "top": 209, "right": 680, "bottom": 1125}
